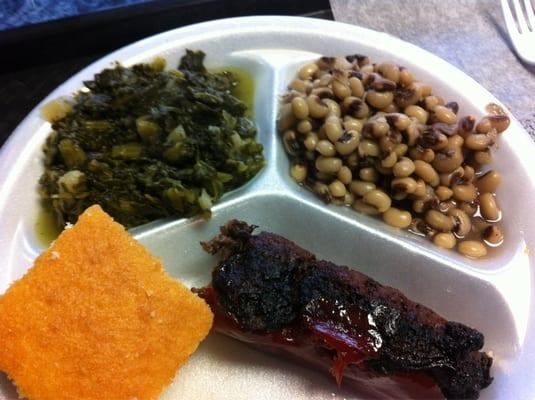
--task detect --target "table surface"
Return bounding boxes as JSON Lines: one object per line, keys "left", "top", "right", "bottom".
{"left": 331, "top": 0, "right": 535, "bottom": 141}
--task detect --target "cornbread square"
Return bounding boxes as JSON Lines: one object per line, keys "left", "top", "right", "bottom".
{"left": 0, "top": 205, "right": 213, "bottom": 400}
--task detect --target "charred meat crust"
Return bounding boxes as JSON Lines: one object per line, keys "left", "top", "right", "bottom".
{"left": 199, "top": 220, "right": 493, "bottom": 399}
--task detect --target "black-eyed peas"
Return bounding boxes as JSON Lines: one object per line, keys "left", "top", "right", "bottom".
{"left": 366, "top": 90, "right": 394, "bottom": 110}
{"left": 425, "top": 210, "right": 454, "bottom": 232}
{"left": 404, "top": 123, "right": 422, "bottom": 146}
{"left": 333, "top": 79, "right": 352, "bottom": 99}
{"left": 439, "top": 167, "right": 464, "bottom": 186}
{"left": 393, "top": 157, "right": 416, "bottom": 177}
{"left": 313, "top": 181, "right": 330, "bottom": 201}
{"left": 377, "top": 63, "right": 399, "bottom": 82}
{"left": 399, "top": 67, "right": 413, "bottom": 87}
{"left": 433, "top": 232, "right": 456, "bottom": 249}
{"left": 323, "top": 98, "right": 342, "bottom": 117}
{"left": 465, "top": 132, "right": 496, "bottom": 151}
{"left": 483, "top": 225, "right": 504, "bottom": 246}
{"left": 315, "top": 156, "right": 342, "bottom": 174}
{"left": 463, "top": 165, "right": 476, "bottom": 181}
{"left": 291, "top": 97, "right": 309, "bottom": 120}
{"left": 412, "top": 199, "right": 425, "bottom": 214}
{"left": 278, "top": 103, "right": 296, "bottom": 131}
{"left": 350, "top": 180, "right": 376, "bottom": 196}
{"left": 448, "top": 208, "right": 472, "bottom": 237}
{"left": 343, "top": 96, "right": 369, "bottom": 119}
{"left": 280, "top": 54, "right": 508, "bottom": 257}
{"left": 436, "top": 186, "right": 453, "bottom": 201}
{"left": 459, "top": 201, "right": 478, "bottom": 216}
{"left": 432, "top": 148, "right": 463, "bottom": 173}
{"left": 343, "top": 116, "right": 363, "bottom": 132}
{"left": 424, "top": 95, "right": 444, "bottom": 110}
{"left": 458, "top": 240, "right": 487, "bottom": 258}
{"left": 452, "top": 184, "right": 478, "bottom": 203}
{"left": 392, "top": 177, "right": 417, "bottom": 194}
{"left": 479, "top": 193, "right": 500, "bottom": 221}
{"left": 337, "top": 166, "right": 352, "bottom": 185}
{"left": 476, "top": 117, "right": 492, "bottom": 134}
{"left": 359, "top": 167, "right": 379, "bottom": 182}
{"left": 290, "top": 163, "right": 307, "bottom": 183}
{"left": 357, "top": 139, "right": 380, "bottom": 158}
{"left": 405, "top": 105, "right": 429, "bottom": 124}
{"left": 445, "top": 101, "right": 459, "bottom": 114}
{"left": 379, "top": 136, "right": 395, "bottom": 153}
{"left": 297, "top": 119, "right": 313, "bottom": 134}
{"left": 476, "top": 170, "right": 501, "bottom": 193}
{"left": 361, "top": 64, "right": 374, "bottom": 73}
{"left": 363, "top": 189, "right": 391, "bottom": 212}
{"left": 394, "top": 143, "right": 408, "bottom": 157}
{"left": 335, "top": 130, "right": 360, "bottom": 155}
{"left": 371, "top": 76, "right": 397, "bottom": 92}
{"left": 414, "top": 82, "right": 432, "bottom": 97}
{"left": 474, "top": 150, "right": 493, "bottom": 165}
{"left": 346, "top": 152, "right": 359, "bottom": 169}
{"left": 307, "top": 95, "right": 329, "bottom": 119}
{"left": 413, "top": 179, "right": 427, "bottom": 197}
{"left": 298, "top": 63, "right": 319, "bottom": 80}
{"left": 381, "top": 152, "right": 398, "bottom": 168}
{"left": 420, "top": 148, "right": 436, "bottom": 163}
{"left": 312, "top": 86, "right": 333, "bottom": 98}
{"left": 487, "top": 114, "right": 510, "bottom": 133}
{"left": 364, "top": 118, "right": 390, "bottom": 138}
{"left": 433, "top": 105, "right": 457, "bottom": 124}
{"left": 383, "top": 104, "right": 399, "bottom": 113}
{"left": 349, "top": 77, "right": 365, "bottom": 97}
{"left": 328, "top": 180, "right": 347, "bottom": 198}
{"left": 395, "top": 84, "right": 422, "bottom": 108}
{"left": 438, "top": 200, "right": 457, "bottom": 214}
{"left": 343, "top": 192, "right": 355, "bottom": 206}
{"left": 414, "top": 160, "right": 440, "bottom": 187}
{"left": 316, "top": 140, "right": 336, "bottom": 157}
{"left": 375, "top": 162, "right": 392, "bottom": 176}
{"left": 304, "top": 132, "right": 319, "bottom": 151}
{"left": 282, "top": 130, "right": 299, "bottom": 156}
{"left": 419, "top": 129, "right": 448, "bottom": 151}
{"left": 385, "top": 113, "right": 411, "bottom": 131}
{"left": 324, "top": 116, "right": 344, "bottom": 142}
{"left": 352, "top": 199, "right": 381, "bottom": 215}
{"left": 459, "top": 115, "right": 476, "bottom": 136}
{"left": 383, "top": 207, "right": 412, "bottom": 228}
{"left": 290, "top": 78, "right": 308, "bottom": 92}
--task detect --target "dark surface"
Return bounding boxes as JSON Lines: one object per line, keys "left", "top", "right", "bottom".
{"left": 1, "top": 0, "right": 153, "bottom": 30}
{"left": 0, "top": 0, "right": 332, "bottom": 149}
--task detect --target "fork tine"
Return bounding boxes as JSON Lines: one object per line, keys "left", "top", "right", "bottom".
{"left": 502, "top": 0, "right": 520, "bottom": 35}
{"left": 512, "top": 0, "right": 530, "bottom": 32}
{"left": 523, "top": 0, "right": 535, "bottom": 30}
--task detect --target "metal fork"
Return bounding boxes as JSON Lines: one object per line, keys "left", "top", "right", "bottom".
{"left": 501, "top": 0, "right": 535, "bottom": 64}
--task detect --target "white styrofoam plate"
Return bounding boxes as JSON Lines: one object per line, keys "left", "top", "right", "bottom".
{"left": 1, "top": 16, "right": 534, "bottom": 400}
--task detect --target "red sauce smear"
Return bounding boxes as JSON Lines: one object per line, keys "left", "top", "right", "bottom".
{"left": 195, "top": 287, "right": 441, "bottom": 398}
{"left": 302, "top": 297, "right": 381, "bottom": 385}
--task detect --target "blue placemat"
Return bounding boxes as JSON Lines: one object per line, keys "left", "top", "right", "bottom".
{"left": 0, "top": 0, "right": 154, "bottom": 30}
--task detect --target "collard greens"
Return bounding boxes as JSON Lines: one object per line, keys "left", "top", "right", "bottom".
{"left": 39, "top": 50, "right": 264, "bottom": 228}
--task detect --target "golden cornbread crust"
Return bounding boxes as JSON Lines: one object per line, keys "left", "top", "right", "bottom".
{"left": 0, "top": 205, "right": 213, "bottom": 400}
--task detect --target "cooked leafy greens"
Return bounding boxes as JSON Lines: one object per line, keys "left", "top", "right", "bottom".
{"left": 39, "top": 50, "right": 264, "bottom": 228}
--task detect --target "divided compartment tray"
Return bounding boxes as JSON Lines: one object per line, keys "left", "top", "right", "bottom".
{"left": 0, "top": 16, "right": 534, "bottom": 400}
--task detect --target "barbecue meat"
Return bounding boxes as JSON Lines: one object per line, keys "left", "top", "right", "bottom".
{"left": 194, "top": 220, "right": 493, "bottom": 399}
